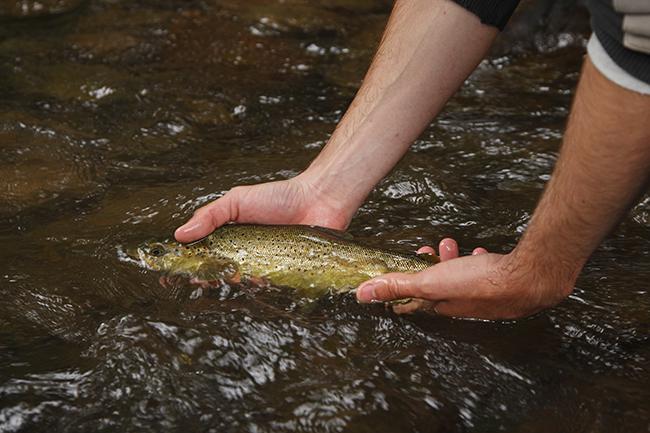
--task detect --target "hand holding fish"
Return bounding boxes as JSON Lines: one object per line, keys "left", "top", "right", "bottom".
{"left": 174, "top": 175, "right": 353, "bottom": 243}
{"left": 356, "top": 238, "right": 574, "bottom": 320}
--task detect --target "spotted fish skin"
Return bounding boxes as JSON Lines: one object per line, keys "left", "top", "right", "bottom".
{"left": 135, "top": 224, "right": 438, "bottom": 294}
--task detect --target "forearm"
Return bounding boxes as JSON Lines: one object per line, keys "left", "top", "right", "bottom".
{"left": 513, "top": 57, "right": 650, "bottom": 293}
{"left": 301, "top": 0, "right": 497, "bottom": 212}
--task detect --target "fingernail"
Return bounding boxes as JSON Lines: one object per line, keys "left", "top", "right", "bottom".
{"left": 177, "top": 222, "right": 202, "bottom": 234}
{"left": 356, "top": 281, "right": 381, "bottom": 303}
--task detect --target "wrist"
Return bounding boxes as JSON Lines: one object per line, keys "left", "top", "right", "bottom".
{"left": 289, "top": 170, "right": 359, "bottom": 229}
{"left": 297, "top": 161, "right": 368, "bottom": 215}
{"left": 501, "top": 246, "right": 580, "bottom": 311}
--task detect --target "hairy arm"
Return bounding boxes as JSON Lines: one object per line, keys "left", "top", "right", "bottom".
{"left": 511, "top": 57, "right": 650, "bottom": 300}
{"left": 357, "top": 57, "right": 650, "bottom": 319}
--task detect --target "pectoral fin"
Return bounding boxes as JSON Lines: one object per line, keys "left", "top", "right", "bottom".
{"left": 194, "top": 259, "right": 240, "bottom": 284}
{"left": 391, "top": 298, "right": 438, "bottom": 314}
{"left": 385, "top": 297, "right": 414, "bottom": 306}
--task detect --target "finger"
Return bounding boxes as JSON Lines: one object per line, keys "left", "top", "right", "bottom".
{"left": 431, "top": 300, "right": 454, "bottom": 317}
{"left": 416, "top": 246, "right": 436, "bottom": 255}
{"left": 174, "top": 192, "right": 236, "bottom": 242}
{"left": 438, "top": 238, "right": 459, "bottom": 261}
{"left": 472, "top": 247, "right": 488, "bottom": 255}
{"left": 189, "top": 277, "right": 213, "bottom": 289}
{"left": 356, "top": 273, "right": 423, "bottom": 303}
{"left": 433, "top": 300, "right": 510, "bottom": 320}
{"left": 433, "top": 301, "right": 484, "bottom": 319}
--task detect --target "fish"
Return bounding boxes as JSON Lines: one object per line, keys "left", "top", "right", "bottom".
{"left": 131, "top": 224, "right": 438, "bottom": 295}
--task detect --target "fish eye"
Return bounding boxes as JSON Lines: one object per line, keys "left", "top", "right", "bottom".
{"left": 149, "top": 245, "right": 167, "bottom": 257}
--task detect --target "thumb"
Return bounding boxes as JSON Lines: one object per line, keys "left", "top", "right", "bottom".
{"left": 175, "top": 192, "right": 236, "bottom": 242}
{"left": 356, "top": 273, "right": 422, "bottom": 303}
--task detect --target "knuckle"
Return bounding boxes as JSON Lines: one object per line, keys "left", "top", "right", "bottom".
{"left": 404, "top": 273, "right": 426, "bottom": 299}
{"left": 193, "top": 206, "right": 208, "bottom": 217}
{"left": 228, "top": 186, "right": 245, "bottom": 197}
{"left": 383, "top": 276, "right": 412, "bottom": 299}
{"left": 386, "top": 280, "right": 403, "bottom": 299}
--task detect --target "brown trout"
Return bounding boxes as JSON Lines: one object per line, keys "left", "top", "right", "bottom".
{"left": 132, "top": 224, "right": 438, "bottom": 294}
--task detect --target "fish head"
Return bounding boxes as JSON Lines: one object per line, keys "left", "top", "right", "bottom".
{"left": 134, "top": 241, "right": 173, "bottom": 269}
{"left": 133, "top": 240, "right": 187, "bottom": 272}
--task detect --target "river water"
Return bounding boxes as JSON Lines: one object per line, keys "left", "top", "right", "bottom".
{"left": 1, "top": 1, "right": 649, "bottom": 432}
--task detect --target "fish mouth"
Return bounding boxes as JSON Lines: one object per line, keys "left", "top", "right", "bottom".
{"left": 116, "top": 244, "right": 147, "bottom": 267}
{"left": 126, "top": 246, "right": 141, "bottom": 261}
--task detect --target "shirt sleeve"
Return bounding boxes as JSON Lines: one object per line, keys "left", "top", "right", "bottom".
{"left": 450, "top": 0, "right": 521, "bottom": 31}
{"left": 588, "top": 0, "right": 650, "bottom": 84}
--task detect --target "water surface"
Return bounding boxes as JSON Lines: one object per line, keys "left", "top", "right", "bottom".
{"left": 1, "top": 1, "right": 649, "bottom": 432}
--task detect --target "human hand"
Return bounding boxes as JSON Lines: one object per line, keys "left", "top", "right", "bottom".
{"left": 356, "top": 239, "right": 575, "bottom": 320}
{"left": 175, "top": 174, "right": 354, "bottom": 243}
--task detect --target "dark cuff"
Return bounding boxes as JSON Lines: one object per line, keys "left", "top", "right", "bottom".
{"left": 593, "top": 27, "right": 650, "bottom": 84}
{"left": 450, "top": 0, "right": 521, "bottom": 31}
{"left": 587, "top": 0, "right": 650, "bottom": 84}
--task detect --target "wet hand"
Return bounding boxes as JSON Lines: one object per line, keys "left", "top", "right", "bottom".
{"left": 356, "top": 238, "right": 573, "bottom": 320}
{"left": 175, "top": 175, "right": 352, "bottom": 243}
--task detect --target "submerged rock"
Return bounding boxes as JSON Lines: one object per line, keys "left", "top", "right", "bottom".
{"left": 30, "top": 63, "right": 132, "bottom": 103}
{"left": 0, "top": 111, "right": 104, "bottom": 217}
{"left": 66, "top": 31, "right": 140, "bottom": 61}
